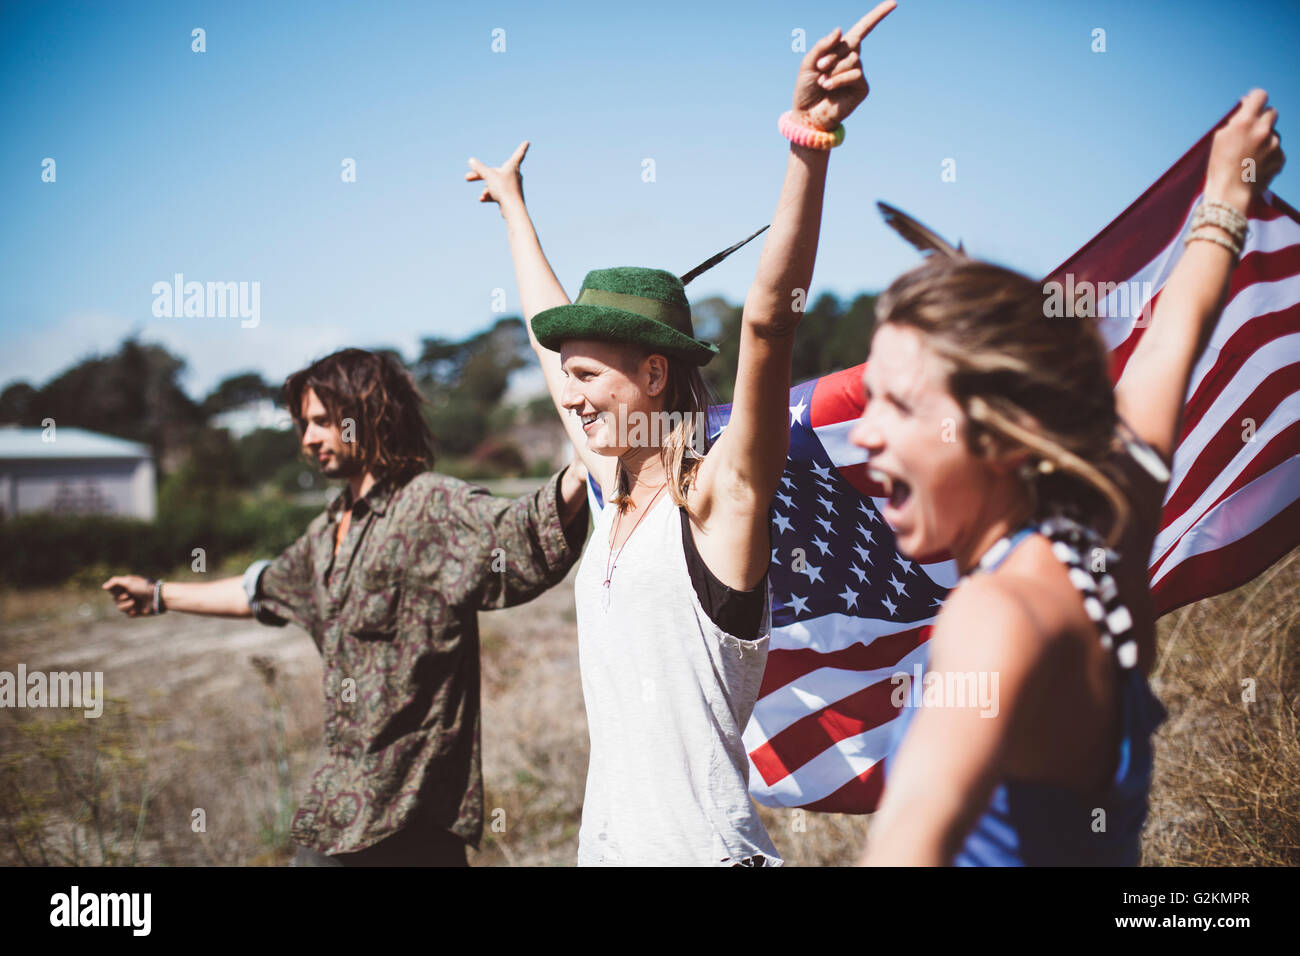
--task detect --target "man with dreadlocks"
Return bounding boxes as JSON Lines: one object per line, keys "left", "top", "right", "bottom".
{"left": 466, "top": 5, "right": 897, "bottom": 865}
{"left": 103, "top": 348, "right": 590, "bottom": 866}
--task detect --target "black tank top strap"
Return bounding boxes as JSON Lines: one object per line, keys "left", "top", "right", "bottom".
{"left": 679, "top": 506, "right": 766, "bottom": 641}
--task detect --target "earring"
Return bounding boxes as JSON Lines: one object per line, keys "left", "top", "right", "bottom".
{"left": 1019, "top": 458, "right": 1055, "bottom": 482}
{"left": 1018, "top": 459, "right": 1042, "bottom": 517}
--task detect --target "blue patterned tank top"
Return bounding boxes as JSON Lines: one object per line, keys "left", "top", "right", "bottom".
{"left": 887, "top": 429, "right": 1170, "bottom": 865}
{"left": 959, "top": 528, "right": 1165, "bottom": 866}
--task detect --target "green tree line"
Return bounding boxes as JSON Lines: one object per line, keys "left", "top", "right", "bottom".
{"left": 1, "top": 292, "right": 877, "bottom": 488}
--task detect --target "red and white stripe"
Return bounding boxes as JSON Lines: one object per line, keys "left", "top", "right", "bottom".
{"left": 1057, "top": 107, "right": 1300, "bottom": 615}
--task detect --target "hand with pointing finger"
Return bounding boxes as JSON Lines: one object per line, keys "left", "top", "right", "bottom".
{"left": 794, "top": 1, "right": 896, "bottom": 132}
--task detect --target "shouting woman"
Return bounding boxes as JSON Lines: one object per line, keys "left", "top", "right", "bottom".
{"left": 856, "top": 91, "right": 1284, "bottom": 865}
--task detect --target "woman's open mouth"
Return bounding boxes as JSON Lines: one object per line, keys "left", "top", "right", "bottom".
{"left": 580, "top": 412, "right": 602, "bottom": 432}
{"left": 870, "top": 467, "right": 912, "bottom": 514}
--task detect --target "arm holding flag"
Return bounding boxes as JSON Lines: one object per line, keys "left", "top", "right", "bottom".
{"left": 1115, "top": 90, "right": 1284, "bottom": 463}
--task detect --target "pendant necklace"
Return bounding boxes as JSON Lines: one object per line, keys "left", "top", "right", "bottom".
{"left": 602, "top": 483, "right": 667, "bottom": 612}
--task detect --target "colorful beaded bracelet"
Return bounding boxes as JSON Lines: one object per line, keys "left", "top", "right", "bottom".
{"left": 778, "top": 110, "right": 845, "bottom": 150}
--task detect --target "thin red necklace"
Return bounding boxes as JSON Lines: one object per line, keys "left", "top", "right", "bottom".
{"left": 602, "top": 483, "right": 667, "bottom": 605}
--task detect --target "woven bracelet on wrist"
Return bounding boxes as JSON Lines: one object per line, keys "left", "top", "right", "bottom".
{"left": 1191, "top": 200, "right": 1247, "bottom": 244}
{"left": 1201, "top": 197, "right": 1248, "bottom": 224}
{"left": 1185, "top": 228, "right": 1242, "bottom": 257}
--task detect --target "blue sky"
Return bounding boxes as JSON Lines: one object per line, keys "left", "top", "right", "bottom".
{"left": 4, "top": 0, "right": 1299, "bottom": 400}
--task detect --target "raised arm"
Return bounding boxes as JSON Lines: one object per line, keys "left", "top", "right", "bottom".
{"left": 690, "top": 4, "right": 896, "bottom": 587}
{"left": 1115, "top": 90, "right": 1284, "bottom": 463}
{"left": 466, "top": 144, "right": 616, "bottom": 492}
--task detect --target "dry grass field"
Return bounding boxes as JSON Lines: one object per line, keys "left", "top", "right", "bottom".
{"left": 1, "top": 546, "right": 1295, "bottom": 866}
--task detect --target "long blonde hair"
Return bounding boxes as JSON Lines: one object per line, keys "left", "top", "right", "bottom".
{"left": 608, "top": 351, "right": 715, "bottom": 512}
{"left": 876, "top": 256, "right": 1131, "bottom": 546}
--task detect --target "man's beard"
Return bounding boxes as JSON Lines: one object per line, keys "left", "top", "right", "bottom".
{"left": 318, "top": 452, "right": 362, "bottom": 479}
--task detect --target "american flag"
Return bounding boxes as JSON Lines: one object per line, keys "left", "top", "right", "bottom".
{"left": 734, "top": 366, "right": 956, "bottom": 811}
{"left": 585, "top": 109, "right": 1300, "bottom": 813}
{"left": 1063, "top": 115, "right": 1300, "bottom": 616}
{"left": 746, "top": 107, "right": 1300, "bottom": 813}
{"left": 584, "top": 366, "right": 955, "bottom": 811}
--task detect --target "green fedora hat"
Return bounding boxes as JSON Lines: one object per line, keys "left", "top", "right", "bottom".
{"left": 532, "top": 267, "right": 719, "bottom": 366}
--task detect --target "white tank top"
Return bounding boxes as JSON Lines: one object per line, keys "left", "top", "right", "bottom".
{"left": 573, "top": 490, "right": 782, "bottom": 866}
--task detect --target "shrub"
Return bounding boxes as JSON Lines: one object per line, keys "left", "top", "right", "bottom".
{"left": 0, "top": 499, "right": 323, "bottom": 587}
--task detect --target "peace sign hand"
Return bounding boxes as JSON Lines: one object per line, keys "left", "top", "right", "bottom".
{"left": 794, "top": 2, "right": 896, "bottom": 132}
{"left": 465, "top": 140, "right": 530, "bottom": 214}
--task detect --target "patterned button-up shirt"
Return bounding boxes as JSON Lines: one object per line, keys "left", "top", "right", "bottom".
{"left": 245, "top": 468, "right": 585, "bottom": 854}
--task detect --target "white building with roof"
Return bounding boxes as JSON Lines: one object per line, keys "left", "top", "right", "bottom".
{"left": 210, "top": 398, "right": 292, "bottom": 440}
{"left": 0, "top": 426, "right": 156, "bottom": 520}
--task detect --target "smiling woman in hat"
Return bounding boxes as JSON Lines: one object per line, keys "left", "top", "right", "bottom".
{"left": 467, "top": 4, "right": 898, "bottom": 866}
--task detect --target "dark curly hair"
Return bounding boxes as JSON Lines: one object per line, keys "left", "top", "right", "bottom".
{"left": 283, "top": 348, "right": 434, "bottom": 485}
